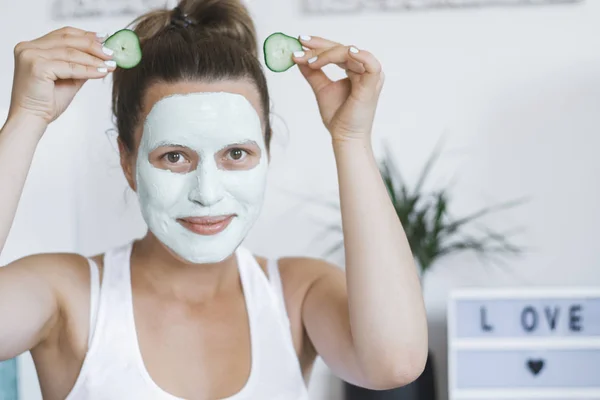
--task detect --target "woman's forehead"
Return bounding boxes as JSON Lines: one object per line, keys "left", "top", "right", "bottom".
{"left": 137, "top": 80, "right": 265, "bottom": 138}
{"left": 141, "top": 93, "right": 265, "bottom": 152}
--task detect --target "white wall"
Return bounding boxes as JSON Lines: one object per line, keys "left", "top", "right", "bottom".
{"left": 2, "top": 1, "right": 600, "bottom": 399}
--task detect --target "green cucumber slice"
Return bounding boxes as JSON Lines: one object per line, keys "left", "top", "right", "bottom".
{"left": 103, "top": 29, "right": 142, "bottom": 69}
{"left": 263, "top": 33, "right": 302, "bottom": 73}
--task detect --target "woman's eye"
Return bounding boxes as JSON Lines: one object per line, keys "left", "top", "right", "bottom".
{"left": 228, "top": 148, "right": 247, "bottom": 161}
{"left": 164, "top": 152, "right": 186, "bottom": 164}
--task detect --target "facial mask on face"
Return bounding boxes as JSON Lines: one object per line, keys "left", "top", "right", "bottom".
{"left": 135, "top": 92, "right": 268, "bottom": 263}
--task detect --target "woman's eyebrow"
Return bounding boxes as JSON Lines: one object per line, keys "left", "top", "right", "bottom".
{"left": 220, "top": 140, "right": 258, "bottom": 148}
{"left": 151, "top": 142, "right": 191, "bottom": 150}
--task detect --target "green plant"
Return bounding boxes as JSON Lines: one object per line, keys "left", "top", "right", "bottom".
{"left": 318, "top": 143, "right": 526, "bottom": 274}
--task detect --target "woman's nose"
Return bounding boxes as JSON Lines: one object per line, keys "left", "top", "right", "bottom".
{"left": 188, "top": 166, "right": 225, "bottom": 207}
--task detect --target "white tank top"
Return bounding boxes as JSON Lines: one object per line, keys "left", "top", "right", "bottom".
{"left": 65, "top": 241, "right": 309, "bottom": 400}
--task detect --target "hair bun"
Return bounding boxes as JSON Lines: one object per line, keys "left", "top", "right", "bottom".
{"left": 170, "top": 6, "right": 195, "bottom": 28}
{"left": 177, "top": 0, "right": 257, "bottom": 56}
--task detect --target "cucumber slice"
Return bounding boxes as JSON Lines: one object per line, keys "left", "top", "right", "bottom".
{"left": 103, "top": 29, "right": 142, "bottom": 69}
{"left": 263, "top": 33, "right": 302, "bottom": 73}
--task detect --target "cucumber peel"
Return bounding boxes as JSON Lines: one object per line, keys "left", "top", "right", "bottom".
{"left": 263, "top": 33, "right": 302, "bottom": 73}
{"left": 103, "top": 29, "right": 142, "bottom": 69}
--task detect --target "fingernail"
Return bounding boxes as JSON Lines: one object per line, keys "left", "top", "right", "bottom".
{"left": 350, "top": 46, "right": 359, "bottom": 54}
{"left": 97, "top": 67, "right": 108, "bottom": 73}
{"left": 102, "top": 46, "right": 114, "bottom": 56}
{"left": 104, "top": 60, "right": 117, "bottom": 68}
{"left": 293, "top": 51, "right": 305, "bottom": 58}
{"left": 300, "top": 35, "right": 312, "bottom": 41}
{"left": 96, "top": 32, "right": 109, "bottom": 39}
{"left": 308, "top": 56, "right": 318, "bottom": 64}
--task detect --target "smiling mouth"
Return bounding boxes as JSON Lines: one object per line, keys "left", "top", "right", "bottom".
{"left": 177, "top": 215, "right": 235, "bottom": 236}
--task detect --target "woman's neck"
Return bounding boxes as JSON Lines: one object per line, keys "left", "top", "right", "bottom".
{"left": 130, "top": 234, "right": 241, "bottom": 303}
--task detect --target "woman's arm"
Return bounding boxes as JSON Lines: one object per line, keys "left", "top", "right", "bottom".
{"left": 293, "top": 36, "right": 428, "bottom": 389}
{"left": 336, "top": 138, "right": 427, "bottom": 384}
{"left": 0, "top": 255, "right": 62, "bottom": 361}
{"left": 0, "top": 27, "right": 113, "bottom": 359}
{"left": 1, "top": 26, "right": 112, "bottom": 254}
{"left": 298, "top": 142, "right": 427, "bottom": 389}
{"left": 0, "top": 114, "right": 62, "bottom": 362}
{"left": 0, "top": 114, "right": 46, "bottom": 253}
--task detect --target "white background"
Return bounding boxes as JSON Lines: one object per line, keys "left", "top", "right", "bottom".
{"left": 1, "top": 0, "right": 599, "bottom": 399}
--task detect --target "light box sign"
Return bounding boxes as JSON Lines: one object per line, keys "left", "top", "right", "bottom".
{"left": 448, "top": 289, "right": 600, "bottom": 399}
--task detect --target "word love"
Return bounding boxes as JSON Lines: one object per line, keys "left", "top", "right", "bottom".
{"left": 480, "top": 304, "right": 584, "bottom": 333}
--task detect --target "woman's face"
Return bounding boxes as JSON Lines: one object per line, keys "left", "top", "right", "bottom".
{"left": 121, "top": 80, "right": 269, "bottom": 264}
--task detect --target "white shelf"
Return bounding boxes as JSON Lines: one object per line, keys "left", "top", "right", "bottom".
{"left": 450, "top": 338, "right": 600, "bottom": 349}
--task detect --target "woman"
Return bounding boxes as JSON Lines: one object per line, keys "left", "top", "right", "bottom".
{"left": 0, "top": 0, "right": 427, "bottom": 399}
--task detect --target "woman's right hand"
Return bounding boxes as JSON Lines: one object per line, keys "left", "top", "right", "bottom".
{"left": 8, "top": 26, "right": 116, "bottom": 126}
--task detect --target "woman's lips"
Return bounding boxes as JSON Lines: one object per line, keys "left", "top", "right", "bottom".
{"left": 177, "top": 215, "right": 235, "bottom": 236}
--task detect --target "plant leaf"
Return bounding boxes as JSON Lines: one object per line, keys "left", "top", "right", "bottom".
{"left": 304, "top": 139, "right": 526, "bottom": 271}
{"left": 442, "top": 197, "right": 528, "bottom": 236}
{"left": 413, "top": 136, "right": 445, "bottom": 196}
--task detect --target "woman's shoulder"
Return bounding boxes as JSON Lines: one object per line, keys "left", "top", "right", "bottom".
{"left": 250, "top": 253, "right": 342, "bottom": 285}
{"left": 7, "top": 251, "right": 99, "bottom": 291}
{"left": 268, "top": 255, "right": 344, "bottom": 297}
{"left": 279, "top": 256, "right": 342, "bottom": 278}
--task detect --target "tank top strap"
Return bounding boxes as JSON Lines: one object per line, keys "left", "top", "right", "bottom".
{"left": 266, "top": 258, "right": 291, "bottom": 328}
{"left": 89, "top": 241, "right": 138, "bottom": 357}
{"left": 86, "top": 258, "right": 100, "bottom": 348}
{"left": 86, "top": 241, "right": 134, "bottom": 341}
{"left": 102, "top": 241, "right": 134, "bottom": 290}
{"left": 235, "top": 246, "right": 291, "bottom": 330}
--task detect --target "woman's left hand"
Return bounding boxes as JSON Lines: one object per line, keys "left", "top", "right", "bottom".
{"left": 293, "top": 36, "right": 384, "bottom": 143}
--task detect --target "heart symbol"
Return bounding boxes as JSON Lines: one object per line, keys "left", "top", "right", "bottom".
{"left": 526, "top": 359, "right": 544, "bottom": 376}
